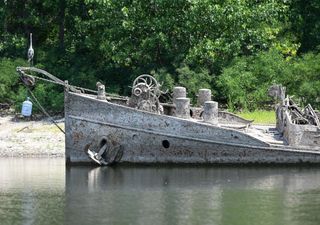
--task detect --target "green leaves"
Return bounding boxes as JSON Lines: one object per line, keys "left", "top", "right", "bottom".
{"left": 177, "top": 64, "right": 213, "bottom": 103}
{"left": 218, "top": 49, "right": 292, "bottom": 111}
{"left": 290, "top": 53, "right": 320, "bottom": 107}
{"left": 218, "top": 49, "right": 320, "bottom": 111}
{"left": 1, "top": 0, "right": 320, "bottom": 112}
{"left": 0, "top": 58, "right": 27, "bottom": 102}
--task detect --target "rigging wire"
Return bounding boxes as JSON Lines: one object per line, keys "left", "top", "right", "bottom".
{"left": 16, "top": 66, "right": 128, "bottom": 135}
{"left": 26, "top": 86, "right": 65, "bottom": 134}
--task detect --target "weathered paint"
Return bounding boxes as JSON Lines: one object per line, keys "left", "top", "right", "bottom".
{"left": 203, "top": 101, "right": 218, "bottom": 125}
{"left": 175, "top": 97, "right": 190, "bottom": 119}
{"left": 65, "top": 91, "right": 320, "bottom": 165}
{"left": 283, "top": 110, "right": 320, "bottom": 147}
{"left": 197, "top": 89, "right": 211, "bottom": 106}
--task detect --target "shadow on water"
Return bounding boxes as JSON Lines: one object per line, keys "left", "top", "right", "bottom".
{"left": 1, "top": 158, "right": 320, "bottom": 225}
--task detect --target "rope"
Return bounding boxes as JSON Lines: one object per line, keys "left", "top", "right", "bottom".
{"left": 24, "top": 73, "right": 98, "bottom": 94}
{"left": 17, "top": 66, "right": 128, "bottom": 135}
{"left": 17, "top": 67, "right": 65, "bottom": 84}
{"left": 29, "top": 73, "right": 126, "bottom": 98}
{"left": 17, "top": 67, "right": 127, "bottom": 98}
{"left": 25, "top": 74, "right": 64, "bottom": 86}
{"left": 26, "top": 86, "right": 65, "bottom": 134}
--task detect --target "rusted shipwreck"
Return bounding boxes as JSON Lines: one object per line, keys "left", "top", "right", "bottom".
{"left": 17, "top": 67, "right": 320, "bottom": 165}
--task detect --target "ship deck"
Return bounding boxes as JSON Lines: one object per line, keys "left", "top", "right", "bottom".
{"left": 246, "top": 125, "right": 286, "bottom": 146}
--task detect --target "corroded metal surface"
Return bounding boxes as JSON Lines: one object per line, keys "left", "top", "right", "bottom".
{"left": 175, "top": 97, "right": 190, "bottom": 119}
{"left": 197, "top": 89, "right": 211, "bottom": 106}
{"left": 269, "top": 85, "right": 320, "bottom": 147}
{"left": 65, "top": 91, "right": 320, "bottom": 165}
{"left": 14, "top": 67, "right": 320, "bottom": 165}
{"left": 218, "top": 111, "right": 253, "bottom": 125}
{"left": 128, "top": 74, "right": 162, "bottom": 114}
{"left": 203, "top": 101, "right": 218, "bottom": 125}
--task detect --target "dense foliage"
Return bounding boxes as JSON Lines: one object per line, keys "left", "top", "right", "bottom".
{"left": 0, "top": 0, "right": 319, "bottom": 112}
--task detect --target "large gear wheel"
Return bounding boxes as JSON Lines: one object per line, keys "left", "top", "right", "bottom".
{"left": 132, "top": 74, "right": 161, "bottom": 97}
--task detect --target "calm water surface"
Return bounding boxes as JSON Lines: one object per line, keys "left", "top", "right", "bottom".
{"left": 1, "top": 158, "right": 320, "bottom": 225}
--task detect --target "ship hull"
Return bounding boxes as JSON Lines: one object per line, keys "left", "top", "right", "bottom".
{"left": 65, "top": 92, "right": 320, "bottom": 165}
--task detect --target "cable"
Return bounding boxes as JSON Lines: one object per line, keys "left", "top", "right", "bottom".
{"left": 26, "top": 87, "right": 65, "bottom": 134}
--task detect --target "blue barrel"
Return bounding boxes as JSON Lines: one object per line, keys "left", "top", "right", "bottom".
{"left": 21, "top": 97, "right": 33, "bottom": 117}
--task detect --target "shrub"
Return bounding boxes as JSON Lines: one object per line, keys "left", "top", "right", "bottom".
{"left": 0, "top": 58, "right": 27, "bottom": 103}
{"left": 218, "top": 49, "right": 292, "bottom": 111}
{"left": 0, "top": 58, "right": 64, "bottom": 113}
{"left": 177, "top": 64, "right": 213, "bottom": 104}
{"left": 289, "top": 53, "right": 320, "bottom": 109}
{"left": 13, "top": 83, "right": 64, "bottom": 114}
{"left": 151, "top": 68, "right": 175, "bottom": 93}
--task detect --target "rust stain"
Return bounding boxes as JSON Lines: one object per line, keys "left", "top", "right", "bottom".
{"left": 72, "top": 131, "right": 84, "bottom": 143}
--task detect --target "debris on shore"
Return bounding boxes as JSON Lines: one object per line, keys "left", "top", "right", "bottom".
{"left": 0, "top": 115, "right": 64, "bottom": 157}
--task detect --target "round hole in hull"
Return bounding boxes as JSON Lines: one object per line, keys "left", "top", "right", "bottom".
{"left": 162, "top": 140, "right": 170, "bottom": 148}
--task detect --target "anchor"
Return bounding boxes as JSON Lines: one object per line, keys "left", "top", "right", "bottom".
{"left": 86, "top": 137, "right": 123, "bottom": 166}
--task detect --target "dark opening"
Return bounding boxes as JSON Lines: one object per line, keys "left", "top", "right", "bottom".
{"left": 190, "top": 109, "right": 193, "bottom": 117}
{"left": 199, "top": 111, "right": 203, "bottom": 118}
{"left": 100, "top": 138, "right": 107, "bottom": 159}
{"left": 100, "top": 139, "right": 107, "bottom": 148}
{"left": 231, "top": 134, "right": 239, "bottom": 139}
{"left": 162, "top": 140, "right": 170, "bottom": 148}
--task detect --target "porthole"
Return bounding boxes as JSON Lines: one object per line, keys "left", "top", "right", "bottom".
{"left": 162, "top": 140, "right": 170, "bottom": 148}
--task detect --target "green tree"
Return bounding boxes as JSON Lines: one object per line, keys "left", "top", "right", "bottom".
{"left": 290, "top": 53, "right": 320, "bottom": 108}
{"left": 177, "top": 64, "right": 213, "bottom": 103}
{"left": 0, "top": 0, "right": 319, "bottom": 112}
{"left": 0, "top": 58, "right": 27, "bottom": 103}
{"left": 218, "top": 49, "right": 292, "bottom": 111}
{"left": 290, "top": 0, "right": 320, "bottom": 53}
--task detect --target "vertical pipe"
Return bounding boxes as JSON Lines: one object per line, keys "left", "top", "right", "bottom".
{"left": 203, "top": 101, "right": 218, "bottom": 125}
{"left": 173, "top": 87, "right": 186, "bottom": 105}
{"left": 175, "top": 97, "right": 190, "bottom": 119}
{"left": 197, "top": 89, "right": 211, "bottom": 106}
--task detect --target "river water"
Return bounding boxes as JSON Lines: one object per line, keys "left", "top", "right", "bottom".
{"left": 1, "top": 158, "right": 320, "bottom": 225}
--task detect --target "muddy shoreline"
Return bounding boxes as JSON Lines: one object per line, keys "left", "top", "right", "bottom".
{"left": 0, "top": 115, "right": 65, "bottom": 157}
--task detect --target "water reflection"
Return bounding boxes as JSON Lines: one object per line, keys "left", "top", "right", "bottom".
{"left": 0, "top": 158, "right": 65, "bottom": 225}
{"left": 66, "top": 166, "right": 320, "bottom": 225}
{"left": 1, "top": 158, "right": 320, "bottom": 225}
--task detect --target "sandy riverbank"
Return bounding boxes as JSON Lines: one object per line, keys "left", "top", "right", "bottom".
{"left": 0, "top": 115, "right": 65, "bottom": 157}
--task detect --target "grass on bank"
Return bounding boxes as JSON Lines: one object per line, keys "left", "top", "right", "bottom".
{"left": 237, "top": 110, "right": 276, "bottom": 125}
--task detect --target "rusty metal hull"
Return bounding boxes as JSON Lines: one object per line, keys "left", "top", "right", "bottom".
{"left": 65, "top": 92, "right": 320, "bottom": 165}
